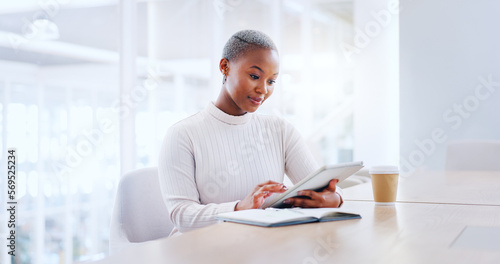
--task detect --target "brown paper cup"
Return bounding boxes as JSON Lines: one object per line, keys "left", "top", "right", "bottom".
{"left": 370, "top": 166, "right": 399, "bottom": 205}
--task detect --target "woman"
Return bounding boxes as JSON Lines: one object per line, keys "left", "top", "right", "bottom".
{"left": 158, "top": 29, "right": 343, "bottom": 236}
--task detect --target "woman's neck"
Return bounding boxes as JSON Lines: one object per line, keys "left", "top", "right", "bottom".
{"left": 214, "top": 89, "right": 247, "bottom": 116}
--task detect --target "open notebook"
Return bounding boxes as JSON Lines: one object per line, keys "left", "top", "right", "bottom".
{"left": 216, "top": 208, "right": 361, "bottom": 227}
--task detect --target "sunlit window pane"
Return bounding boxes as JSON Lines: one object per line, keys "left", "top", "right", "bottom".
{"left": 1, "top": 1, "right": 354, "bottom": 263}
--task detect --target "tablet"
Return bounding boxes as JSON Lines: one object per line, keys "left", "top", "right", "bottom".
{"left": 261, "top": 161, "right": 364, "bottom": 208}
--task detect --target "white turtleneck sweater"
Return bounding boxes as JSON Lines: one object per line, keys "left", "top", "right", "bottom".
{"left": 158, "top": 102, "right": 342, "bottom": 236}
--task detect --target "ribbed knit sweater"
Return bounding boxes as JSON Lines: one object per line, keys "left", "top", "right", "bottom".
{"left": 158, "top": 102, "right": 341, "bottom": 236}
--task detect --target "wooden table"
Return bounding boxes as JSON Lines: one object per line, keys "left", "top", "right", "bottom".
{"left": 343, "top": 171, "right": 500, "bottom": 206}
{"left": 88, "top": 201, "right": 500, "bottom": 264}
{"left": 86, "top": 171, "right": 500, "bottom": 264}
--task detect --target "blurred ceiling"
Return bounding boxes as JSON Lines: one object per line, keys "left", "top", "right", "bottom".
{"left": 0, "top": 0, "right": 352, "bottom": 66}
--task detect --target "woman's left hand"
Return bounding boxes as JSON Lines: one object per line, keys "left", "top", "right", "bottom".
{"left": 282, "top": 179, "right": 342, "bottom": 208}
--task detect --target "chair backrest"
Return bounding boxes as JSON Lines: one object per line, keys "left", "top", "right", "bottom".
{"left": 445, "top": 140, "right": 500, "bottom": 170}
{"left": 109, "top": 167, "right": 173, "bottom": 254}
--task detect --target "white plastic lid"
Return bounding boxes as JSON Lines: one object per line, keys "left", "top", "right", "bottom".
{"left": 369, "top": 165, "right": 399, "bottom": 174}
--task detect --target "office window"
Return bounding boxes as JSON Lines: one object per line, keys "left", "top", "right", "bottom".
{"left": 0, "top": 1, "right": 120, "bottom": 263}
{"left": 0, "top": 0, "right": 354, "bottom": 263}
{"left": 136, "top": 0, "right": 355, "bottom": 168}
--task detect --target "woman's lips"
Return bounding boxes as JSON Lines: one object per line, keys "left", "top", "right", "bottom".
{"left": 248, "top": 96, "right": 263, "bottom": 105}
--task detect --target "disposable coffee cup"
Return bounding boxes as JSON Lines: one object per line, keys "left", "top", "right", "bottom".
{"left": 369, "top": 166, "right": 399, "bottom": 205}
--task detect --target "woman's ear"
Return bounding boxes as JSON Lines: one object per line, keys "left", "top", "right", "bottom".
{"left": 219, "top": 58, "right": 229, "bottom": 75}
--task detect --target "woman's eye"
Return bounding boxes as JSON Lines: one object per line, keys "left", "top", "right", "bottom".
{"left": 268, "top": 80, "right": 276, "bottom": 85}
{"left": 250, "top": 74, "right": 259, "bottom": 80}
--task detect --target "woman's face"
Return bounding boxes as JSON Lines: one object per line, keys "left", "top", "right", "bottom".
{"left": 219, "top": 48, "right": 279, "bottom": 116}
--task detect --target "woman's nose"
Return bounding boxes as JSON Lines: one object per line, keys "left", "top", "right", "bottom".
{"left": 256, "top": 82, "right": 269, "bottom": 94}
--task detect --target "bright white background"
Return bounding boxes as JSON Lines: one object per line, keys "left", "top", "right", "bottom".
{"left": 1, "top": 0, "right": 498, "bottom": 263}
{"left": 0, "top": 0, "right": 358, "bottom": 263}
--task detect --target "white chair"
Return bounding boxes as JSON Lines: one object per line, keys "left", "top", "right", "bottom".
{"left": 109, "top": 167, "right": 174, "bottom": 254}
{"left": 445, "top": 140, "right": 500, "bottom": 170}
{"left": 304, "top": 139, "right": 370, "bottom": 189}
{"left": 338, "top": 169, "right": 371, "bottom": 189}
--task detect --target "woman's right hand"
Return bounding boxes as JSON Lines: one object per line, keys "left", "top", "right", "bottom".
{"left": 235, "top": 180, "right": 288, "bottom": 211}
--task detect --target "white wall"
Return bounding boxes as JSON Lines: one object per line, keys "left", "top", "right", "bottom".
{"left": 353, "top": 0, "right": 400, "bottom": 168}
{"left": 400, "top": 0, "right": 500, "bottom": 172}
